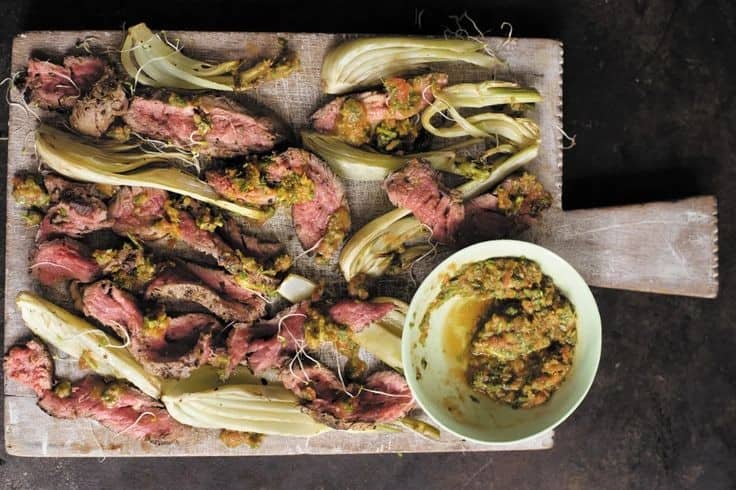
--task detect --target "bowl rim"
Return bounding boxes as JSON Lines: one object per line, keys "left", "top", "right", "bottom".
{"left": 401, "top": 239, "right": 602, "bottom": 445}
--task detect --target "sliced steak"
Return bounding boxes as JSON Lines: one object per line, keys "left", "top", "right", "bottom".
{"left": 22, "top": 56, "right": 106, "bottom": 110}
{"left": 109, "top": 187, "right": 244, "bottom": 272}
{"left": 357, "top": 370, "right": 415, "bottom": 422}
{"left": 280, "top": 365, "right": 414, "bottom": 430}
{"left": 30, "top": 238, "right": 101, "bottom": 286}
{"left": 182, "top": 261, "right": 270, "bottom": 307}
{"left": 92, "top": 243, "right": 160, "bottom": 291}
{"left": 43, "top": 173, "right": 113, "bottom": 204}
{"left": 220, "top": 217, "right": 285, "bottom": 260}
{"left": 64, "top": 56, "right": 109, "bottom": 91}
{"left": 123, "top": 93, "right": 285, "bottom": 158}
{"left": 383, "top": 158, "right": 464, "bottom": 244}
{"left": 108, "top": 186, "right": 169, "bottom": 241}
{"left": 81, "top": 279, "right": 221, "bottom": 378}
{"left": 175, "top": 211, "right": 240, "bottom": 271}
{"left": 312, "top": 73, "right": 447, "bottom": 147}
{"left": 37, "top": 196, "right": 112, "bottom": 241}
{"left": 81, "top": 280, "right": 143, "bottom": 340}
{"left": 38, "top": 376, "right": 183, "bottom": 443}
{"left": 328, "top": 300, "right": 394, "bottom": 333}
{"left": 226, "top": 303, "right": 307, "bottom": 374}
{"left": 266, "top": 148, "right": 350, "bottom": 261}
{"left": 205, "top": 164, "right": 280, "bottom": 207}
{"left": 4, "top": 338, "right": 183, "bottom": 443}
{"left": 207, "top": 149, "right": 349, "bottom": 261}
{"left": 458, "top": 172, "right": 552, "bottom": 245}
{"left": 459, "top": 192, "right": 514, "bottom": 245}
{"left": 145, "top": 269, "right": 264, "bottom": 323}
{"left": 135, "top": 312, "right": 222, "bottom": 379}
{"left": 280, "top": 364, "right": 345, "bottom": 401}
{"left": 123, "top": 95, "right": 198, "bottom": 148}
{"left": 311, "top": 97, "right": 343, "bottom": 133}
{"left": 464, "top": 193, "right": 499, "bottom": 214}
{"left": 70, "top": 72, "right": 129, "bottom": 137}
{"left": 3, "top": 339, "right": 54, "bottom": 396}
{"left": 198, "top": 96, "right": 286, "bottom": 156}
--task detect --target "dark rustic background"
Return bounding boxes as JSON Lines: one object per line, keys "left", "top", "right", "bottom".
{"left": 0, "top": 1, "right": 734, "bottom": 488}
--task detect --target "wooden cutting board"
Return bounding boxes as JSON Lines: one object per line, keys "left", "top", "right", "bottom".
{"left": 4, "top": 30, "right": 717, "bottom": 457}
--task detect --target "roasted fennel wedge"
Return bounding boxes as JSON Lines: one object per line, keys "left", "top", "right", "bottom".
{"left": 321, "top": 37, "right": 502, "bottom": 94}
{"left": 16, "top": 292, "right": 163, "bottom": 399}
{"left": 302, "top": 131, "right": 485, "bottom": 181}
{"left": 422, "top": 81, "right": 542, "bottom": 143}
{"left": 339, "top": 144, "right": 539, "bottom": 282}
{"left": 162, "top": 385, "right": 331, "bottom": 437}
{"left": 34, "top": 125, "right": 271, "bottom": 221}
{"left": 122, "top": 23, "right": 298, "bottom": 91}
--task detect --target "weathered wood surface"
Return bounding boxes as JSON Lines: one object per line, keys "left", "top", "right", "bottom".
{"left": 521, "top": 196, "right": 718, "bottom": 297}
{"left": 6, "top": 31, "right": 563, "bottom": 457}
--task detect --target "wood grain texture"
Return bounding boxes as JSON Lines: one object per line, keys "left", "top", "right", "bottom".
{"left": 520, "top": 196, "right": 719, "bottom": 297}
{"left": 5, "top": 30, "right": 562, "bottom": 457}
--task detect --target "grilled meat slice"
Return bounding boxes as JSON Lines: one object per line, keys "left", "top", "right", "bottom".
{"left": 226, "top": 303, "right": 307, "bottom": 374}
{"left": 38, "top": 376, "right": 183, "bottom": 443}
{"left": 4, "top": 338, "right": 184, "bottom": 443}
{"left": 123, "top": 93, "right": 285, "bottom": 158}
{"left": 109, "top": 187, "right": 242, "bottom": 270}
{"left": 43, "top": 173, "right": 114, "bottom": 203}
{"left": 198, "top": 96, "right": 286, "bottom": 156}
{"left": 64, "top": 56, "right": 109, "bottom": 92}
{"left": 145, "top": 269, "right": 265, "bottom": 323}
{"left": 108, "top": 186, "right": 169, "bottom": 241}
{"left": 280, "top": 365, "right": 415, "bottom": 430}
{"left": 80, "top": 280, "right": 222, "bottom": 378}
{"left": 22, "top": 56, "right": 107, "bottom": 110}
{"left": 30, "top": 238, "right": 101, "bottom": 286}
{"left": 357, "top": 370, "right": 416, "bottom": 422}
{"left": 3, "top": 339, "right": 54, "bottom": 396}
{"left": 36, "top": 174, "right": 115, "bottom": 242}
{"left": 459, "top": 172, "right": 553, "bottom": 245}
{"left": 265, "top": 148, "right": 350, "bottom": 261}
{"left": 328, "top": 300, "right": 394, "bottom": 333}
{"left": 81, "top": 279, "right": 144, "bottom": 340}
{"left": 70, "top": 72, "right": 129, "bottom": 137}
{"left": 205, "top": 164, "right": 281, "bottom": 207}
{"left": 384, "top": 158, "right": 464, "bottom": 244}
{"left": 182, "top": 261, "right": 271, "bottom": 307}
{"left": 174, "top": 211, "right": 240, "bottom": 270}
{"left": 312, "top": 73, "right": 447, "bottom": 150}
{"left": 134, "top": 311, "right": 222, "bottom": 379}
{"left": 460, "top": 193, "right": 514, "bottom": 244}
{"left": 207, "top": 148, "right": 349, "bottom": 261}
{"left": 123, "top": 94, "right": 198, "bottom": 148}
{"left": 37, "top": 196, "right": 112, "bottom": 242}
{"left": 220, "top": 217, "right": 285, "bottom": 260}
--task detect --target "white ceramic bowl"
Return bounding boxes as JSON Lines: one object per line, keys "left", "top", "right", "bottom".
{"left": 402, "top": 240, "right": 602, "bottom": 445}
